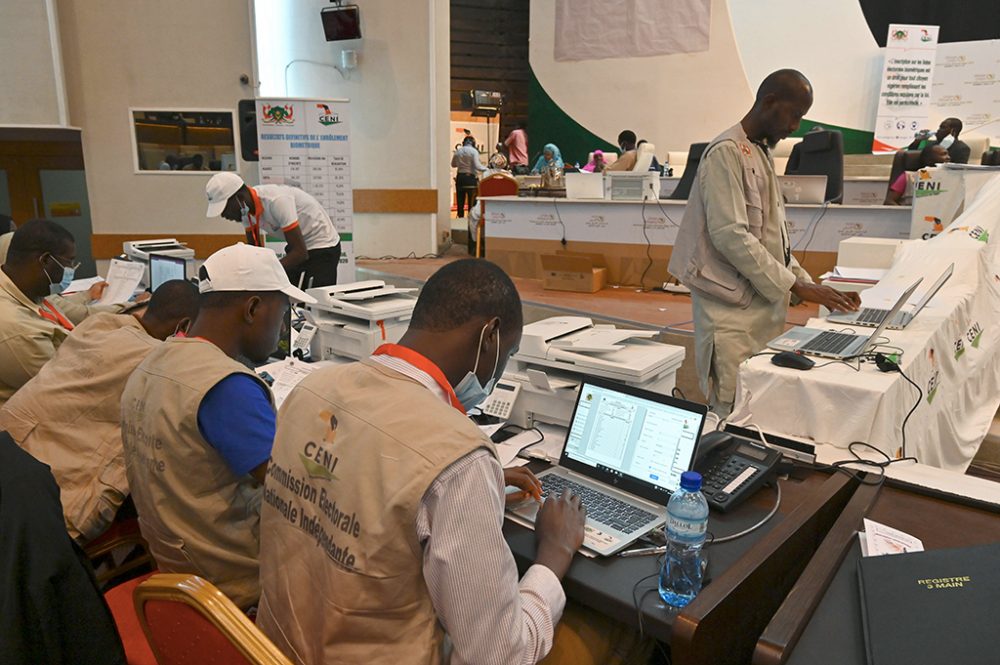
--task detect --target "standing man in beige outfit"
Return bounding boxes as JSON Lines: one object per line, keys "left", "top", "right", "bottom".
{"left": 0, "top": 279, "right": 199, "bottom": 543}
{"left": 669, "top": 70, "right": 859, "bottom": 415}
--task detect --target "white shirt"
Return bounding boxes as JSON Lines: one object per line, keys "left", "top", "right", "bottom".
{"left": 370, "top": 354, "right": 566, "bottom": 665}
{"left": 249, "top": 184, "right": 340, "bottom": 250}
{"left": 451, "top": 145, "right": 487, "bottom": 175}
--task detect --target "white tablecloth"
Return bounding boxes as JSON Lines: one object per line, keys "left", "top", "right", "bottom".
{"left": 731, "top": 178, "right": 1000, "bottom": 472}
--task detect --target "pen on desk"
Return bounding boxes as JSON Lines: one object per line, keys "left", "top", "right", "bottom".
{"left": 619, "top": 545, "right": 667, "bottom": 558}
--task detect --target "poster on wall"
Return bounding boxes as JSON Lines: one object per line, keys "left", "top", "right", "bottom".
{"left": 928, "top": 39, "right": 1000, "bottom": 151}
{"left": 254, "top": 97, "right": 355, "bottom": 283}
{"left": 873, "top": 24, "right": 939, "bottom": 153}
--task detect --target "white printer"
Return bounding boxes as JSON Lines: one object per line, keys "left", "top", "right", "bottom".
{"left": 305, "top": 280, "right": 417, "bottom": 360}
{"left": 122, "top": 238, "right": 196, "bottom": 287}
{"left": 502, "top": 316, "right": 685, "bottom": 427}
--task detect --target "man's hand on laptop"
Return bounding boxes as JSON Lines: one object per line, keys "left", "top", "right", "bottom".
{"left": 504, "top": 467, "right": 543, "bottom": 505}
{"left": 791, "top": 280, "right": 861, "bottom": 312}
{"left": 534, "top": 491, "right": 586, "bottom": 579}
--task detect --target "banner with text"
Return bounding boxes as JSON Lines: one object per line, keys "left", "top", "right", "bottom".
{"left": 929, "top": 39, "right": 1000, "bottom": 151}
{"left": 873, "top": 24, "right": 939, "bottom": 153}
{"left": 255, "top": 98, "right": 355, "bottom": 283}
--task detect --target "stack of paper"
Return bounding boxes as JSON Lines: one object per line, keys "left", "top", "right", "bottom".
{"left": 859, "top": 518, "right": 924, "bottom": 557}
{"left": 96, "top": 259, "right": 145, "bottom": 305}
{"left": 822, "top": 266, "right": 888, "bottom": 284}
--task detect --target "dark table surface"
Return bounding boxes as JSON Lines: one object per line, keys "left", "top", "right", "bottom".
{"left": 503, "top": 463, "right": 833, "bottom": 643}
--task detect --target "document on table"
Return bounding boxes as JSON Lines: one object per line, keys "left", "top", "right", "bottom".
{"left": 97, "top": 259, "right": 145, "bottom": 305}
{"left": 256, "top": 359, "right": 324, "bottom": 409}
{"left": 859, "top": 518, "right": 924, "bottom": 557}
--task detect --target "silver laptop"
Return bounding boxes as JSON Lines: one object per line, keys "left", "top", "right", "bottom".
{"left": 507, "top": 377, "right": 708, "bottom": 556}
{"left": 778, "top": 175, "right": 828, "bottom": 204}
{"left": 767, "top": 279, "right": 922, "bottom": 359}
{"left": 826, "top": 263, "right": 954, "bottom": 330}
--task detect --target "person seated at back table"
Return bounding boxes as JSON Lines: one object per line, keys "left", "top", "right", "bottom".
{"left": 581, "top": 149, "right": 607, "bottom": 173}
{"left": 606, "top": 130, "right": 638, "bottom": 171}
{"left": 531, "top": 143, "right": 565, "bottom": 175}
{"left": 120, "top": 243, "right": 315, "bottom": 611}
{"left": 885, "top": 144, "right": 950, "bottom": 206}
{"left": 908, "top": 117, "right": 971, "bottom": 165}
{"left": 0, "top": 279, "right": 200, "bottom": 543}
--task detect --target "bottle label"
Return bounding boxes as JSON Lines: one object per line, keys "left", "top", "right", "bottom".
{"left": 667, "top": 514, "right": 707, "bottom": 539}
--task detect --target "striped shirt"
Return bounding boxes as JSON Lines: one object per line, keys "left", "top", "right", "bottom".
{"left": 369, "top": 354, "right": 566, "bottom": 665}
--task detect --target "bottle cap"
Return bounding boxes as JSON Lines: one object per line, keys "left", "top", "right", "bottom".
{"left": 680, "top": 471, "right": 702, "bottom": 492}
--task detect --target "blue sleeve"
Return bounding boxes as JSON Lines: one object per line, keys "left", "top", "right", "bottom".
{"left": 197, "top": 373, "right": 275, "bottom": 477}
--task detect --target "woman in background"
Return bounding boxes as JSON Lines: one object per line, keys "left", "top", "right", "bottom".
{"left": 581, "top": 150, "right": 606, "bottom": 173}
{"left": 531, "top": 143, "right": 564, "bottom": 174}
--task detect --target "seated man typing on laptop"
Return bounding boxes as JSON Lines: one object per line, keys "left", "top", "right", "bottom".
{"left": 257, "top": 259, "right": 648, "bottom": 665}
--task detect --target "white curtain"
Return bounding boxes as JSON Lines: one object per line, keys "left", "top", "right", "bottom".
{"left": 554, "top": 0, "right": 711, "bottom": 61}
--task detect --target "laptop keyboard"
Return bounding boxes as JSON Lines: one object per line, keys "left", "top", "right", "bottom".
{"left": 856, "top": 308, "right": 890, "bottom": 324}
{"left": 798, "top": 330, "right": 859, "bottom": 355}
{"left": 541, "top": 474, "right": 658, "bottom": 534}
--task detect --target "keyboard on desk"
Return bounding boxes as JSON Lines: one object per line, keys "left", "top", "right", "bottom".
{"left": 855, "top": 308, "right": 890, "bottom": 325}
{"left": 798, "top": 330, "right": 860, "bottom": 356}
{"left": 541, "top": 474, "right": 658, "bottom": 534}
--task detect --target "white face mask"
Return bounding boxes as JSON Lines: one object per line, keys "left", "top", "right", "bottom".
{"left": 939, "top": 134, "right": 955, "bottom": 149}
{"left": 237, "top": 196, "right": 250, "bottom": 221}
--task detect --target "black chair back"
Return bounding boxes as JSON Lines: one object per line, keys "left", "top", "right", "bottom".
{"left": 886, "top": 149, "right": 923, "bottom": 201}
{"left": 669, "top": 142, "right": 709, "bottom": 200}
{"left": 785, "top": 129, "right": 844, "bottom": 203}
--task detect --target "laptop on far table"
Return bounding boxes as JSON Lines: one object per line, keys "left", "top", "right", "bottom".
{"left": 507, "top": 376, "right": 708, "bottom": 556}
{"left": 826, "top": 263, "right": 954, "bottom": 330}
{"left": 766, "top": 279, "right": 922, "bottom": 360}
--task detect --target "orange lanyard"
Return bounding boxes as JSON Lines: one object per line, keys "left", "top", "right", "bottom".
{"left": 39, "top": 299, "right": 74, "bottom": 331}
{"left": 246, "top": 188, "right": 265, "bottom": 247}
{"left": 372, "top": 343, "right": 465, "bottom": 414}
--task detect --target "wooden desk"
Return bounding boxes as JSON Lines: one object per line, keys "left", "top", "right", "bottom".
{"left": 482, "top": 196, "right": 911, "bottom": 287}
{"left": 757, "top": 481, "right": 1000, "bottom": 664}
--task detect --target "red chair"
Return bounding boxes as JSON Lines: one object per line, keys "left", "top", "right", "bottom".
{"left": 475, "top": 173, "right": 519, "bottom": 257}
{"left": 134, "top": 574, "right": 292, "bottom": 665}
{"left": 105, "top": 572, "right": 158, "bottom": 665}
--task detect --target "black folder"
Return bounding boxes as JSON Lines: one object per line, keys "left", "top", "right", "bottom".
{"left": 858, "top": 542, "right": 1000, "bottom": 665}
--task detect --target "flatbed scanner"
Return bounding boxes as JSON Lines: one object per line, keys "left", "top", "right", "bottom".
{"left": 123, "top": 239, "right": 195, "bottom": 287}
{"left": 305, "top": 280, "right": 417, "bottom": 360}
{"left": 503, "top": 316, "right": 685, "bottom": 427}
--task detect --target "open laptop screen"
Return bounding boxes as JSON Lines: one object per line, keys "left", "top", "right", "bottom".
{"left": 561, "top": 378, "right": 707, "bottom": 502}
{"left": 149, "top": 253, "right": 187, "bottom": 291}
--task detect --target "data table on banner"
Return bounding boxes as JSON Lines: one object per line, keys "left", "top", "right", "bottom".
{"left": 730, "top": 178, "right": 1000, "bottom": 473}
{"left": 258, "top": 154, "right": 353, "bottom": 230}
{"left": 482, "top": 196, "right": 912, "bottom": 286}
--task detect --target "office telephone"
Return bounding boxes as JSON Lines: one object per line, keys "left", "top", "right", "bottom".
{"left": 693, "top": 431, "right": 782, "bottom": 513}
{"left": 478, "top": 379, "right": 521, "bottom": 420}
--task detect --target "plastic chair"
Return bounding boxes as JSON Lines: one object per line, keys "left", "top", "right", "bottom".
{"left": 474, "top": 173, "right": 519, "bottom": 257}
{"left": 134, "top": 574, "right": 292, "bottom": 665}
{"left": 83, "top": 516, "right": 154, "bottom": 587}
{"left": 669, "top": 142, "right": 709, "bottom": 200}
{"left": 105, "top": 572, "right": 158, "bottom": 665}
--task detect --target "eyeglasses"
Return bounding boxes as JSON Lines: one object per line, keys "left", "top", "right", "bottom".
{"left": 50, "top": 255, "right": 81, "bottom": 271}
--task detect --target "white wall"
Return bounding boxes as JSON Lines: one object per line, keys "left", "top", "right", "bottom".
{"left": 0, "top": 0, "right": 63, "bottom": 125}
{"left": 57, "top": 0, "right": 256, "bottom": 237}
{"left": 255, "top": 0, "right": 450, "bottom": 258}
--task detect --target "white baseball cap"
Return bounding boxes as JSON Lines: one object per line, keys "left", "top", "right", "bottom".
{"left": 205, "top": 172, "right": 246, "bottom": 218}
{"left": 199, "top": 243, "right": 317, "bottom": 304}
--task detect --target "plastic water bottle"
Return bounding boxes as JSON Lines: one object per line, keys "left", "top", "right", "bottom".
{"left": 659, "top": 471, "right": 709, "bottom": 608}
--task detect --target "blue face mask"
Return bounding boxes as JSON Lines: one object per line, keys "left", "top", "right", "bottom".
{"left": 454, "top": 322, "right": 506, "bottom": 412}
{"left": 44, "top": 255, "right": 77, "bottom": 296}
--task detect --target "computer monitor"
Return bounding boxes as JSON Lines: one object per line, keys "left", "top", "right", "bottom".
{"left": 149, "top": 253, "right": 187, "bottom": 291}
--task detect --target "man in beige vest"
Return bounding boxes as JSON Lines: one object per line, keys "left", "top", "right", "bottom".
{"left": 121, "top": 243, "right": 315, "bottom": 610}
{"left": 0, "top": 220, "right": 80, "bottom": 408}
{"left": 256, "top": 259, "right": 603, "bottom": 665}
{"left": 0, "top": 279, "right": 200, "bottom": 543}
{"left": 668, "top": 69, "right": 860, "bottom": 415}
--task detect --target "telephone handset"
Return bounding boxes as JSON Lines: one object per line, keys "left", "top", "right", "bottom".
{"left": 693, "top": 430, "right": 781, "bottom": 513}
{"left": 478, "top": 379, "right": 521, "bottom": 420}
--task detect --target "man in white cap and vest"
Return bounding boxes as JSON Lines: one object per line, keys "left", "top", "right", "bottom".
{"left": 1, "top": 279, "right": 200, "bottom": 543}
{"left": 668, "top": 69, "right": 859, "bottom": 416}
{"left": 205, "top": 172, "right": 342, "bottom": 288}
{"left": 121, "top": 243, "right": 315, "bottom": 610}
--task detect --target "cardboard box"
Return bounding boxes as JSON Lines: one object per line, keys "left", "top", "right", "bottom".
{"left": 540, "top": 251, "right": 608, "bottom": 293}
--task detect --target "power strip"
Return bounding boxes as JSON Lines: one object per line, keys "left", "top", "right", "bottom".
{"left": 662, "top": 283, "right": 690, "bottom": 294}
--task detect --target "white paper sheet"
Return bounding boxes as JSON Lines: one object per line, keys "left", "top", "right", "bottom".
{"left": 256, "top": 359, "right": 340, "bottom": 409}
{"left": 860, "top": 518, "right": 924, "bottom": 557}
{"left": 96, "top": 259, "right": 145, "bottom": 305}
{"left": 61, "top": 275, "right": 105, "bottom": 295}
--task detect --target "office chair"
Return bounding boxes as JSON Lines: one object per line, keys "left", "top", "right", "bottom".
{"left": 785, "top": 129, "right": 844, "bottom": 203}
{"left": 886, "top": 149, "right": 923, "bottom": 202}
{"left": 669, "top": 142, "right": 708, "bottom": 200}
{"left": 633, "top": 142, "right": 656, "bottom": 172}
{"left": 982, "top": 150, "right": 1000, "bottom": 166}
{"left": 133, "top": 574, "right": 293, "bottom": 665}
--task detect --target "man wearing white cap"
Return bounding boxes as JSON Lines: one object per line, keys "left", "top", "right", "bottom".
{"left": 205, "top": 172, "right": 342, "bottom": 288}
{"left": 120, "top": 243, "right": 315, "bottom": 610}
